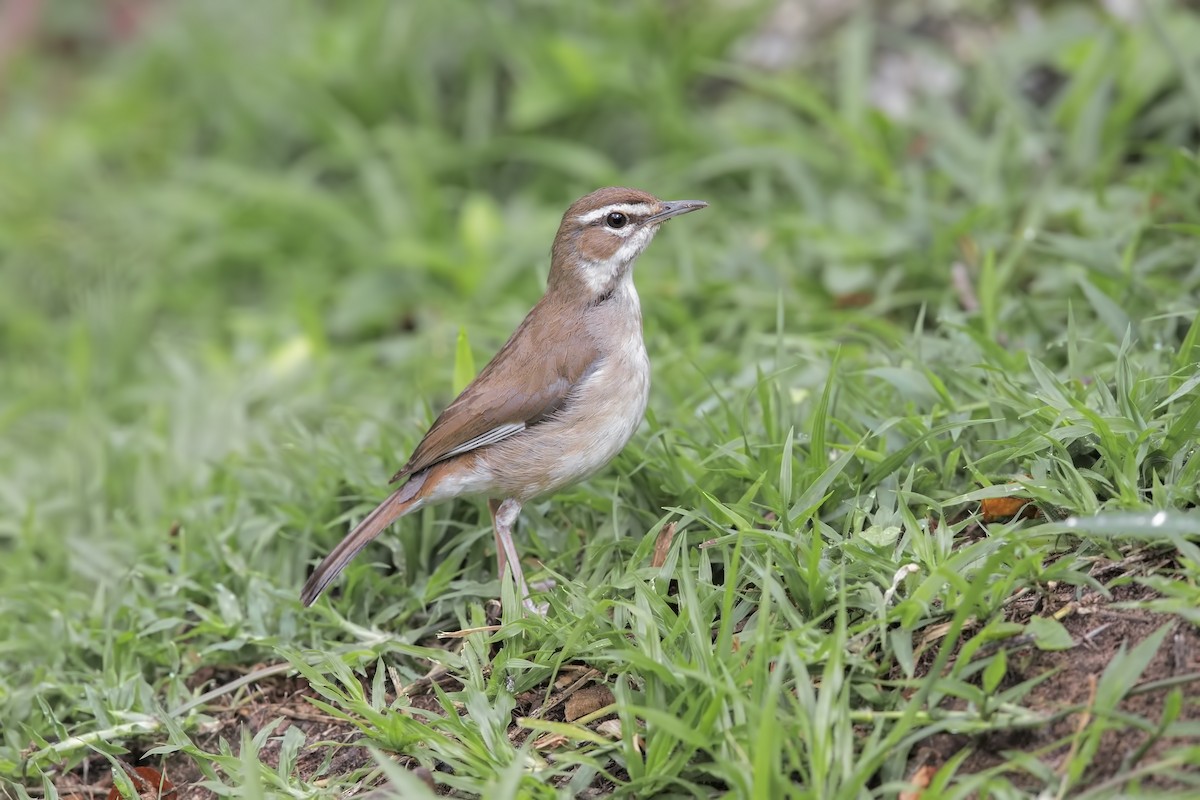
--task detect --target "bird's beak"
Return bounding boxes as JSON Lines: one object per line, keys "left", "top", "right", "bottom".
{"left": 650, "top": 199, "right": 709, "bottom": 222}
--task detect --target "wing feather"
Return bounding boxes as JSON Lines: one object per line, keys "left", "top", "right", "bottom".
{"left": 440, "top": 422, "right": 526, "bottom": 459}
{"left": 390, "top": 295, "right": 599, "bottom": 483}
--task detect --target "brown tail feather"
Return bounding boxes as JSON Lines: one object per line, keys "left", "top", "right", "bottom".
{"left": 300, "top": 472, "right": 428, "bottom": 606}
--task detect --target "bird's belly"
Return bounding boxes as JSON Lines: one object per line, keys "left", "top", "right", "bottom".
{"left": 482, "top": 344, "right": 650, "bottom": 500}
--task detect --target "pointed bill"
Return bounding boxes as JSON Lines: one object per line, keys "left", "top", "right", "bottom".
{"left": 649, "top": 199, "right": 708, "bottom": 223}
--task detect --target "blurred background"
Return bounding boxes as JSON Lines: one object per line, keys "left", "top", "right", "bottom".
{"left": 4, "top": 0, "right": 1194, "bottom": 451}
{"left": 2, "top": 0, "right": 1200, "bottom": 779}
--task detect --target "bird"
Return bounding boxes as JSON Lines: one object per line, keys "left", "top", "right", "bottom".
{"left": 300, "top": 187, "right": 708, "bottom": 614}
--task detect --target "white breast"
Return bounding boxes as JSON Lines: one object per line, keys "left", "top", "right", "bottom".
{"left": 478, "top": 276, "right": 650, "bottom": 500}
{"left": 543, "top": 325, "right": 650, "bottom": 486}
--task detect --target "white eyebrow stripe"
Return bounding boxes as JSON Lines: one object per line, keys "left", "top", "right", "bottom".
{"left": 576, "top": 202, "right": 656, "bottom": 225}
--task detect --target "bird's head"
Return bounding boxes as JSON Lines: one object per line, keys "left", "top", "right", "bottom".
{"left": 548, "top": 187, "right": 708, "bottom": 299}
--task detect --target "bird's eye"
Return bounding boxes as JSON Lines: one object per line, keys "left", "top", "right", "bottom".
{"left": 605, "top": 212, "right": 628, "bottom": 229}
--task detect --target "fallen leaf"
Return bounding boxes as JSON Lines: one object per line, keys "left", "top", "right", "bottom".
{"left": 979, "top": 496, "right": 1040, "bottom": 523}
{"left": 596, "top": 719, "right": 622, "bottom": 739}
{"left": 899, "top": 763, "right": 936, "bottom": 800}
{"left": 532, "top": 732, "right": 570, "bottom": 749}
{"left": 564, "top": 684, "right": 615, "bottom": 722}
{"left": 106, "top": 766, "right": 176, "bottom": 800}
{"left": 596, "top": 719, "right": 643, "bottom": 753}
{"left": 651, "top": 521, "right": 677, "bottom": 568}
{"left": 551, "top": 664, "right": 593, "bottom": 692}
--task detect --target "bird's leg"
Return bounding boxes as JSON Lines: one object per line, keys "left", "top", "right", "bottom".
{"left": 490, "top": 497, "right": 546, "bottom": 616}
{"left": 487, "top": 498, "right": 508, "bottom": 579}
{"left": 491, "top": 497, "right": 528, "bottom": 604}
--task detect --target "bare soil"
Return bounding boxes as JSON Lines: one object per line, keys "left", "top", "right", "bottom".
{"left": 912, "top": 578, "right": 1200, "bottom": 793}
{"left": 53, "top": 670, "right": 377, "bottom": 800}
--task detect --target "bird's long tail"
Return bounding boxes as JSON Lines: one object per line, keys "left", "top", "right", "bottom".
{"left": 300, "top": 471, "right": 428, "bottom": 606}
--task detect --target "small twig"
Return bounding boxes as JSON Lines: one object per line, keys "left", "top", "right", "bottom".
{"left": 1080, "top": 623, "right": 1113, "bottom": 649}
{"left": 276, "top": 706, "right": 343, "bottom": 725}
{"left": 998, "top": 587, "right": 1032, "bottom": 607}
{"left": 400, "top": 663, "right": 453, "bottom": 696}
{"left": 1055, "top": 673, "right": 1098, "bottom": 794}
{"left": 437, "top": 625, "right": 502, "bottom": 639}
{"left": 968, "top": 633, "right": 1037, "bottom": 661}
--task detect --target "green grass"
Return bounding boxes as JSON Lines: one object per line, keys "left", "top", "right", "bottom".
{"left": 2, "top": 0, "right": 1200, "bottom": 797}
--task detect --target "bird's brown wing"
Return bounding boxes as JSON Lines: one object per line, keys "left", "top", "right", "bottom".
{"left": 390, "top": 298, "right": 598, "bottom": 483}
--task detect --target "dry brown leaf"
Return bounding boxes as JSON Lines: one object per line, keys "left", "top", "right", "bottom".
{"left": 564, "top": 684, "right": 615, "bottom": 722}
{"left": 918, "top": 621, "right": 954, "bottom": 647}
{"left": 532, "top": 732, "right": 570, "bottom": 750}
{"left": 597, "top": 718, "right": 644, "bottom": 753}
{"left": 899, "top": 763, "right": 935, "bottom": 800}
{"left": 979, "top": 496, "right": 1040, "bottom": 523}
{"left": 552, "top": 664, "right": 594, "bottom": 690}
{"left": 651, "top": 521, "right": 677, "bottom": 568}
{"left": 106, "top": 766, "right": 176, "bottom": 800}
{"left": 596, "top": 718, "right": 622, "bottom": 739}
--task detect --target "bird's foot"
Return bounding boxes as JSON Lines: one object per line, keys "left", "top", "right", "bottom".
{"left": 523, "top": 597, "right": 550, "bottom": 617}
{"left": 486, "top": 595, "right": 550, "bottom": 621}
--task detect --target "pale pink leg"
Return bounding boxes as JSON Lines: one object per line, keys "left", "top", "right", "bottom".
{"left": 490, "top": 497, "right": 546, "bottom": 616}
{"left": 487, "top": 498, "right": 508, "bottom": 579}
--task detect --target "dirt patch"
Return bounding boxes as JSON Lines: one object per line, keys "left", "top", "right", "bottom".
{"left": 49, "top": 661, "right": 621, "bottom": 799}
{"left": 52, "top": 671, "right": 378, "bottom": 800}
{"left": 913, "top": 577, "right": 1200, "bottom": 792}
